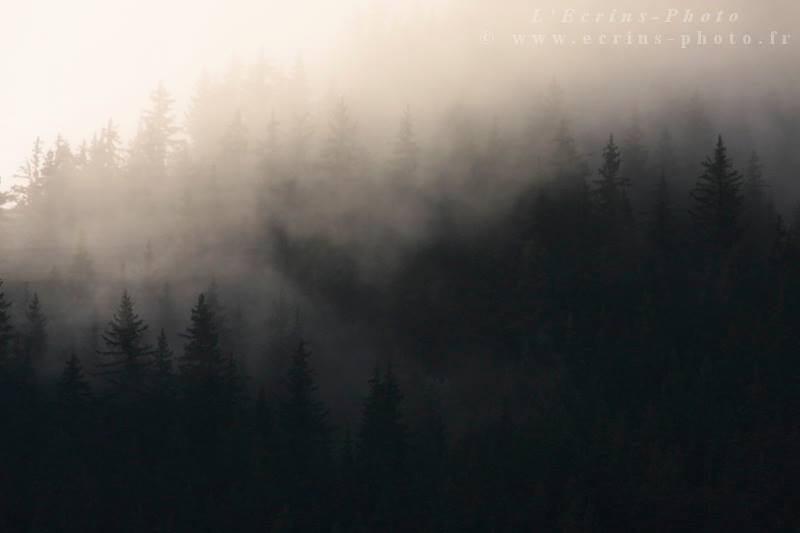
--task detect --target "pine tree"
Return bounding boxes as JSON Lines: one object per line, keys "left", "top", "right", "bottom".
{"left": 129, "top": 82, "right": 178, "bottom": 183}
{"left": 593, "top": 135, "right": 631, "bottom": 236}
{"left": 391, "top": 108, "right": 420, "bottom": 180}
{"left": 551, "top": 119, "right": 589, "bottom": 191}
{"left": 97, "top": 291, "right": 153, "bottom": 398}
{"left": 221, "top": 351, "right": 248, "bottom": 419}
{"left": 262, "top": 110, "right": 282, "bottom": 180}
{"left": 179, "top": 293, "right": 224, "bottom": 390}
{"left": 0, "top": 280, "right": 14, "bottom": 372}
{"left": 381, "top": 362, "right": 407, "bottom": 470}
{"left": 415, "top": 381, "right": 448, "bottom": 521}
{"left": 70, "top": 232, "right": 95, "bottom": 296}
{"left": 58, "top": 352, "right": 93, "bottom": 412}
{"left": 689, "top": 135, "right": 744, "bottom": 250}
{"left": 22, "top": 292, "right": 47, "bottom": 363}
{"left": 357, "top": 363, "right": 408, "bottom": 523}
{"left": 12, "top": 137, "right": 45, "bottom": 208}
{"left": 685, "top": 92, "right": 713, "bottom": 168}
{"left": 656, "top": 127, "right": 676, "bottom": 177}
{"left": 336, "top": 423, "right": 358, "bottom": 530}
{"left": 150, "top": 329, "right": 176, "bottom": 399}
{"left": 649, "top": 172, "right": 675, "bottom": 252}
{"left": 277, "top": 340, "right": 332, "bottom": 526}
{"left": 279, "top": 340, "right": 330, "bottom": 453}
{"left": 98, "top": 119, "right": 123, "bottom": 174}
{"left": 156, "top": 281, "right": 176, "bottom": 333}
{"left": 622, "top": 107, "right": 649, "bottom": 191}
{"left": 323, "top": 98, "right": 358, "bottom": 179}
{"left": 744, "top": 151, "right": 768, "bottom": 211}
{"left": 359, "top": 367, "right": 385, "bottom": 465}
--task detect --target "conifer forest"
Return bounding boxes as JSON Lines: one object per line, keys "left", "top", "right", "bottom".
{"left": 0, "top": 1, "right": 798, "bottom": 531}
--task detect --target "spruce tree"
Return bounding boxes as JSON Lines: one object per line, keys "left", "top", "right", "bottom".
{"left": 70, "top": 232, "right": 94, "bottom": 298}
{"left": 744, "top": 151, "right": 767, "bottom": 207}
{"left": 649, "top": 171, "right": 675, "bottom": 252}
{"left": 277, "top": 340, "right": 331, "bottom": 524}
{"left": 22, "top": 292, "right": 47, "bottom": 364}
{"left": 357, "top": 363, "right": 408, "bottom": 523}
{"left": 622, "top": 107, "right": 649, "bottom": 191}
{"left": 391, "top": 108, "right": 420, "bottom": 180}
{"left": 593, "top": 135, "right": 631, "bottom": 236}
{"left": 150, "top": 329, "right": 176, "bottom": 400}
{"left": 689, "top": 135, "right": 744, "bottom": 250}
{"left": 359, "top": 367, "right": 385, "bottom": 468}
{"left": 58, "top": 352, "right": 93, "bottom": 413}
{"left": 279, "top": 340, "right": 330, "bottom": 454}
{"left": 131, "top": 81, "right": 178, "bottom": 176}
{"left": 656, "top": 127, "right": 676, "bottom": 177}
{"left": 97, "top": 291, "right": 152, "bottom": 398}
{"left": 323, "top": 98, "right": 358, "bottom": 179}
{"left": 551, "top": 119, "right": 589, "bottom": 192}
{"left": 179, "top": 293, "right": 224, "bottom": 390}
{"left": 0, "top": 280, "right": 15, "bottom": 373}
{"left": 381, "top": 363, "right": 407, "bottom": 469}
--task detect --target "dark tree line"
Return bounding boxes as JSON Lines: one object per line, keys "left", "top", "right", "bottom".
{"left": 0, "top": 69, "right": 798, "bottom": 531}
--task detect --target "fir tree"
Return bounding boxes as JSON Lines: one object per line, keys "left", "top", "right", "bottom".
{"left": 277, "top": 340, "right": 332, "bottom": 526}
{"left": 97, "top": 291, "right": 153, "bottom": 398}
{"left": 179, "top": 293, "right": 225, "bottom": 391}
{"left": 551, "top": 119, "right": 589, "bottom": 191}
{"left": 262, "top": 110, "right": 282, "bottom": 179}
{"left": 58, "top": 352, "right": 93, "bottom": 413}
{"left": 70, "top": 232, "right": 95, "bottom": 297}
{"left": 323, "top": 98, "right": 358, "bottom": 179}
{"left": 689, "top": 135, "right": 744, "bottom": 250}
{"left": 391, "top": 108, "right": 420, "bottom": 180}
{"left": 150, "top": 329, "right": 176, "bottom": 399}
{"left": 21, "top": 292, "right": 47, "bottom": 364}
{"left": 649, "top": 171, "right": 675, "bottom": 252}
{"left": 131, "top": 81, "right": 178, "bottom": 176}
{"left": 279, "top": 340, "right": 330, "bottom": 454}
{"left": 0, "top": 280, "right": 14, "bottom": 371}
{"left": 622, "top": 107, "right": 649, "bottom": 191}
{"left": 12, "top": 137, "right": 45, "bottom": 208}
{"left": 593, "top": 135, "right": 631, "bottom": 235}
{"left": 357, "top": 363, "right": 408, "bottom": 522}
{"left": 744, "top": 151, "right": 768, "bottom": 210}
{"left": 656, "top": 127, "right": 676, "bottom": 177}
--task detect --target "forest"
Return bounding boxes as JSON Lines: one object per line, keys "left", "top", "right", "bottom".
{"left": 0, "top": 6, "right": 799, "bottom": 529}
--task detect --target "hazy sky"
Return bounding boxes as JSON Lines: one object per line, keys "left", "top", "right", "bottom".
{"left": 0, "top": 0, "right": 423, "bottom": 188}
{"left": 2, "top": 0, "right": 796, "bottom": 191}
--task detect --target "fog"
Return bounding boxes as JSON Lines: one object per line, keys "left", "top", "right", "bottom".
{"left": 0, "top": 1, "right": 799, "bottom": 530}
{"left": 1, "top": 0, "right": 798, "bottom": 380}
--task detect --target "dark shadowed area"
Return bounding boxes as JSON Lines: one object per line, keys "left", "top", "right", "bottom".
{"left": 0, "top": 1, "right": 798, "bottom": 531}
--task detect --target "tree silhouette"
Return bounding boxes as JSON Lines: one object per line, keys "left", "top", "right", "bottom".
{"left": 97, "top": 290, "right": 153, "bottom": 399}
{"left": 21, "top": 292, "right": 47, "bottom": 365}
{"left": 649, "top": 171, "right": 675, "bottom": 253}
{"left": 690, "top": 135, "right": 744, "bottom": 250}
{"left": 323, "top": 98, "right": 358, "bottom": 179}
{"left": 179, "top": 292, "right": 224, "bottom": 391}
{"left": 277, "top": 340, "right": 331, "bottom": 528}
{"left": 150, "top": 328, "right": 176, "bottom": 400}
{"left": 0, "top": 280, "right": 15, "bottom": 372}
{"left": 58, "top": 352, "right": 93, "bottom": 413}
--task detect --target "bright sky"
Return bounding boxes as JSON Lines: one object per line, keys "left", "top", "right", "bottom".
{"left": 0, "top": 0, "right": 389, "bottom": 188}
